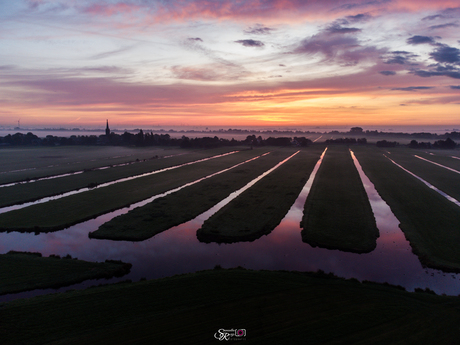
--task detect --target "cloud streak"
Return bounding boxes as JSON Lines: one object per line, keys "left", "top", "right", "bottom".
{"left": 235, "top": 39, "right": 265, "bottom": 47}
{"left": 391, "top": 86, "right": 434, "bottom": 91}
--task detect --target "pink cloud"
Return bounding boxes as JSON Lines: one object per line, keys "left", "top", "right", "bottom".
{"left": 76, "top": 0, "right": 460, "bottom": 24}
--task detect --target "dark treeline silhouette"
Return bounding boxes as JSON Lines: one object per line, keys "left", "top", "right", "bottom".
{"left": 2, "top": 131, "right": 457, "bottom": 149}
{"left": 325, "top": 138, "right": 367, "bottom": 145}
{"left": 0, "top": 132, "right": 41, "bottom": 146}
{"left": 409, "top": 138, "right": 457, "bottom": 149}
{"left": 359, "top": 130, "right": 460, "bottom": 140}
{"left": 0, "top": 131, "right": 313, "bottom": 148}
{"left": 243, "top": 135, "right": 312, "bottom": 147}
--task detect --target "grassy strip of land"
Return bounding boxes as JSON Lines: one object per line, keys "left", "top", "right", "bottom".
{"left": 0, "top": 147, "right": 242, "bottom": 208}
{"left": 2, "top": 268, "right": 460, "bottom": 345}
{"left": 197, "top": 148, "right": 324, "bottom": 243}
{"left": 301, "top": 145, "right": 378, "bottom": 253}
{"left": 90, "top": 149, "right": 298, "bottom": 241}
{"left": 382, "top": 147, "right": 460, "bottom": 202}
{"left": 0, "top": 251, "right": 131, "bottom": 295}
{"left": 353, "top": 146, "right": 460, "bottom": 271}
{"left": 0, "top": 149, "right": 268, "bottom": 233}
{"left": 0, "top": 146, "right": 188, "bottom": 185}
{"left": 408, "top": 149, "right": 460, "bottom": 171}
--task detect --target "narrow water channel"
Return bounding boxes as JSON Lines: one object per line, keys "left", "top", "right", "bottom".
{"left": 1, "top": 147, "right": 460, "bottom": 303}
{"left": 414, "top": 155, "right": 460, "bottom": 174}
{"left": 385, "top": 154, "right": 460, "bottom": 207}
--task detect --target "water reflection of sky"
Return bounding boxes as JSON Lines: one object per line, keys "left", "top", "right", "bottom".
{"left": 1, "top": 149, "right": 460, "bottom": 302}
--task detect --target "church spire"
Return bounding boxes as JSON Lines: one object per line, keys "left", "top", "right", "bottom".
{"left": 105, "top": 119, "right": 110, "bottom": 136}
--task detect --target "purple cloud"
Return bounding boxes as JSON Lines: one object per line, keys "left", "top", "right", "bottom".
{"left": 385, "top": 56, "right": 407, "bottom": 64}
{"left": 235, "top": 39, "right": 264, "bottom": 47}
{"left": 345, "top": 13, "right": 372, "bottom": 23}
{"left": 295, "top": 35, "right": 358, "bottom": 56}
{"left": 384, "top": 51, "right": 418, "bottom": 65}
{"left": 391, "top": 86, "right": 434, "bottom": 91}
{"left": 422, "top": 14, "right": 444, "bottom": 21}
{"left": 244, "top": 24, "right": 275, "bottom": 35}
{"left": 430, "top": 45, "right": 460, "bottom": 64}
{"left": 413, "top": 70, "right": 460, "bottom": 79}
{"left": 379, "top": 70, "right": 396, "bottom": 76}
{"left": 429, "top": 23, "right": 459, "bottom": 30}
{"left": 407, "top": 35, "right": 436, "bottom": 45}
{"left": 325, "top": 24, "right": 361, "bottom": 34}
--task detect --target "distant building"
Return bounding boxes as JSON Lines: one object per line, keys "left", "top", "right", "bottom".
{"left": 106, "top": 120, "right": 110, "bottom": 136}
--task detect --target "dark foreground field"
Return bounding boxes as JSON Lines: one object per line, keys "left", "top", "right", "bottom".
{"left": 0, "top": 251, "right": 131, "bottom": 295}
{"left": 2, "top": 268, "right": 460, "bottom": 345}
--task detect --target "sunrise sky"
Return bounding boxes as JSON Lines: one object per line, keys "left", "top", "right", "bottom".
{"left": 1, "top": 0, "right": 460, "bottom": 128}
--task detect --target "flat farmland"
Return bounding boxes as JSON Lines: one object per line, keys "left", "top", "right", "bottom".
{"left": 197, "top": 147, "right": 324, "bottom": 243}
{"left": 0, "top": 148, "right": 267, "bottom": 232}
{"left": 408, "top": 149, "right": 460, "bottom": 170}
{"left": 3, "top": 144, "right": 460, "bottom": 344}
{"left": 91, "top": 148, "right": 305, "bottom": 241}
{"left": 301, "top": 145, "right": 378, "bottom": 253}
{"left": 353, "top": 146, "right": 460, "bottom": 272}
{"left": 0, "top": 147, "right": 244, "bottom": 208}
{"left": 0, "top": 146, "right": 191, "bottom": 185}
{"left": 2, "top": 144, "right": 460, "bottom": 273}
{"left": 382, "top": 147, "right": 460, "bottom": 201}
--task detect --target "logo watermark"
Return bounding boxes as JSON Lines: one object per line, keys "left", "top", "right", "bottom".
{"left": 214, "top": 328, "right": 246, "bottom": 341}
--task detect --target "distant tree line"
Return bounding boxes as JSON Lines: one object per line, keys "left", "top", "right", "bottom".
{"left": 408, "top": 138, "right": 457, "bottom": 149}
{"left": 0, "top": 131, "right": 313, "bottom": 148}
{"left": 325, "top": 138, "right": 367, "bottom": 145}
{"left": 243, "top": 135, "right": 312, "bottom": 147}
{"left": 2, "top": 131, "right": 456, "bottom": 150}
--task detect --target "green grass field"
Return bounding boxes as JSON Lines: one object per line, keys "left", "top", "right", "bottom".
{"left": 0, "top": 146, "right": 188, "bottom": 184}
{"left": 90, "top": 148, "right": 298, "bottom": 241}
{"left": 353, "top": 146, "right": 460, "bottom": 271}
{"left": 382, "top": 147, "right": 460, "bottom": 202}
{"left": 0, "top": 147, "right": 243, "bottom": 208}
{"left": 301, "top": 145, "right": 378, "bottom": 253}
{"left": 408, "top": 148, "right": 460, "bottom": 171}
{"left": 197, "top": 147, "right": 324, "bottom": 243}
{"left": 0, "top": 149, "right": 267, "bottom": 232}
{"left": 0, "top": 251, "right": 131, "bottom": 295}
{"left": 2, "top": 268, "right": 460, "bottom": 345}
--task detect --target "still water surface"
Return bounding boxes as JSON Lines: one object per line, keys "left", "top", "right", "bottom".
{"left": 1, "top": 150, "right": 460, "bottom": 302}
